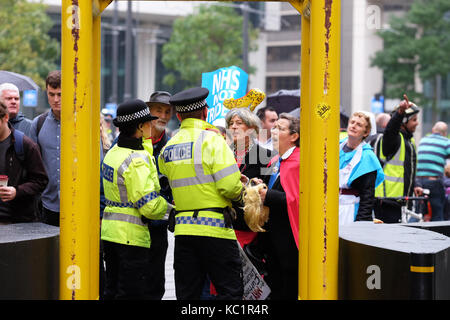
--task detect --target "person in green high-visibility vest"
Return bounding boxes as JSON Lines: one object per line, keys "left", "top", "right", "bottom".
{"left": 373, "top": 96, "right": 423, "bottom": 223}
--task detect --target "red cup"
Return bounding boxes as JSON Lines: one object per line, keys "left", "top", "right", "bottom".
{"left": 0, "top": 175, "right": 8, "bottom": 187}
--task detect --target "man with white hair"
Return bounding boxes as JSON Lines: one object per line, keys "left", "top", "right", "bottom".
{"left": 416, "top": 121, "right": 450, "bottom": 221}
{"left": 0, "top": 83, "right": 32, "bottom": 137}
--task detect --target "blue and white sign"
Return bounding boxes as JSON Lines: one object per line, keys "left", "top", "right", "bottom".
{"left": 102, "top": 103, "right": 117, "bottom": 118}
{"left": 371, "top": 95, "right": 384, "bottom": 114}
{"left": 202, "top": 66, "right": 248, "bottom": 126}
{"left": 23, "top": 90, "right": 38, "bottom": 107}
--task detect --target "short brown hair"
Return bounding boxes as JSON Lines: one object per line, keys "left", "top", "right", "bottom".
{"left": 279, "top": 112, "right": 300, "bottom": 147}
{"left": 0, "top": 102, "right": 8, "bottom": 119}
{"left": 46, "top": 70, "right": 61, "bottom": 89}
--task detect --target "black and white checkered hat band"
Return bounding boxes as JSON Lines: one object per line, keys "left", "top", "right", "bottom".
{"left": 173, "top": 99, "right": 207, "bottom": 113}
{"left": 116, "top": 108, "right": 150, "bottom": 123}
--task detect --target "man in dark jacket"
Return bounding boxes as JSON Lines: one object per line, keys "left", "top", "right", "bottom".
{"left": 144, "top": 91, "right": 174, "bottom": 299}
{"left": 373, "top": 98, "right": 422, "bottom": 223}
{"left": 0, "top": 83, "right": 33, "bottom": 137}
{"left": 0, "top": 102, "right": 48, "bottom": 224}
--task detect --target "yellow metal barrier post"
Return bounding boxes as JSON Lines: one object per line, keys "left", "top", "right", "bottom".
{"left": 88, "top": 1, "right": 104, "bottom": 300}
{"left": 60, "top": 0, "right": 103, "bottom": 300}
{"left": 307, "top": 0, "right": 340, "bottom": 299}
{"left": 297, "top": 0, "right": 312, "bottom": 300}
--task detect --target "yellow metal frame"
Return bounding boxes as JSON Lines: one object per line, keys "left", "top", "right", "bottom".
{"left": 60, "top": 0, "right": 340, "bottom": 300}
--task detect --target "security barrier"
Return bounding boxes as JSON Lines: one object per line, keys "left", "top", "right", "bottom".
{"left": 0, "top": 223, "right": 59, "bottom": 299}
{"left": 339, "top": 222, "right": 450, "bottom": 299}
{"left": 403, "top": 221, "right": 450, "bottom": 238}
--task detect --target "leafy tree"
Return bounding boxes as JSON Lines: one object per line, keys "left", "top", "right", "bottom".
{"left": 162, "top": 4, "right": 258, "bottom": 89}
{"left": 0, "top": 0, "right": 60, "bottom": 89}
{"left": 371, "top": 0, "right": 450, "bottom": 120}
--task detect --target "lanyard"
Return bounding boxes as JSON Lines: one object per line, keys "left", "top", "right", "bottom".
{"left": 268, "top": 158, "right": 281, "bottom": 189}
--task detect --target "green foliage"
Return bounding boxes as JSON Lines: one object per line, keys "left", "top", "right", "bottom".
{"left": 162, "top": 4, "right": 258, "bottom": 89}
{"left": 371, "top": 0, "right": 450, "bottom": 106}
{"left": 0, "top": 0, "right": 60, "bottom": 89}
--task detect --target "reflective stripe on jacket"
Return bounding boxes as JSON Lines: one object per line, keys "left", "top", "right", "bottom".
{"left": 101, "top": 144, "right": 168, "bottom": 248}
{"left": 375, "top": 133, "right": 407, "bottom": 197}
{"left": 158, "top": 118, "right": 243, "bottom": 240}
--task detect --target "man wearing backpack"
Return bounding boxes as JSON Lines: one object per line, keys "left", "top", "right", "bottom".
{"left": 0, "top": 102, "right": 48, "bottom": 224}
{"left": 30, "top": 70, "right": 61, "bottom": 226}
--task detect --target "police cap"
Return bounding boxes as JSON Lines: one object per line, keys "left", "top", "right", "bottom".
{"left": 113, "top": 99, "right": 158, "bottom": 128}
{"left": 169, "top": 87, "right": 209, "bottom": 113}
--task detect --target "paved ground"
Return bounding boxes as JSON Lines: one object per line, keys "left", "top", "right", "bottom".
{"left": 162, "top": 232, "right": 176, "bottom": 300}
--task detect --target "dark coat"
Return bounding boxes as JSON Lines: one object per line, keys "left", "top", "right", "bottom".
{"left": 261, "top": 162, "right": 298, "bottom": 300}
{"left": 374, "top": 111, "right": 417, "bottom": 222}
{"left": 379, "top": 110, "right": 417, "bottom": 196}
{"left": 233, "top": 143, "right": 274, "bottom": 231}
{"left": 0, "top": 125, "right": 48, "bottom": 222}
{"left": 352, "top": 170, "right": 377, "bottom": 221}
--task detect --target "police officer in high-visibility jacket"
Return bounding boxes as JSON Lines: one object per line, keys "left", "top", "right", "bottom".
{"left": 373, "top": 97, "right": 422, "bottom": 223}
{"left": 101, "top": 99, "right": 171, "bottom": 299}
{"left": 158, "top": 87, "right": 245, "bottom": 300}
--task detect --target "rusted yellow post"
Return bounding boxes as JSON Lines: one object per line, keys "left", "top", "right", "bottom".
{"left": 89, "top": 7, "right": 102, "bottom": 300}
{"left": 60, "top": 0, "right": 101, "bottom": 300}
{"left": 307, "top": 0, "right": 340, "bottom": 299}
{"left": 290, "top": 0, "right": 311, "bottom": 300}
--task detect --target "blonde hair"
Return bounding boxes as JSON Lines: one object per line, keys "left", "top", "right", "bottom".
{"left": 351, "top": 112, "right": 372, "bottom": 138}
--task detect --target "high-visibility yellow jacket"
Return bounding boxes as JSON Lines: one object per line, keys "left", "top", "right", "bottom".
{"left": 158, "top": 118, "right": 243, "bottom": 240}
{"left": 374, "top": 133, "right": 415, "bottom": 198}
{"left": 101, "top": 143, "right": 168, "bottom": 248}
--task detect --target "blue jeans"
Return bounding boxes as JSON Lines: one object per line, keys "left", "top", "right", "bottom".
{"left": 417, "top": 177, "right": 446, "bottom": 221}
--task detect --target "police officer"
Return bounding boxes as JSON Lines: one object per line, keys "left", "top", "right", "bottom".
{"left": 373, "top": 97, "right": 421, "bottom": 223}
{"left": 158, "top": 87, "right": 244, "bottom": 300}
{"left": 101, "top": 99, "right": 172, "bottom": 299}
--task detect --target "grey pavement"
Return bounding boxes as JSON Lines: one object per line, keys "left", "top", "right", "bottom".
{"left": 162, "top": 231, "right": 176, "bottom": 300}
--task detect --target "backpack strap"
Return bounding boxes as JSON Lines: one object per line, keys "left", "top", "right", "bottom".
{"left": 13, "top": 129, "right": 25, "bottom": 162}
{"left": 36, "top": 111, "right": 49, "bottom": 137}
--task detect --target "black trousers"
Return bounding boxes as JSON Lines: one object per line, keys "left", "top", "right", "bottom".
{"left": 174, "top": 235, "right": 243, "bottom": 300}
{"left": 41, "top": 207, "right": 60, "bottom": 227}
{"left": 374, "top": 202, "right": 401, "bottom": 223}
{"left": 145, "top": 223, "right": 169, "bottom": 299}
{"left": 103, "top": 240, "right": 149, "bottom": 300}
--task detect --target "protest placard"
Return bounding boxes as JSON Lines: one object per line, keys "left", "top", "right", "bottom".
{"left": 201, "top": 66, "right": 248, "bottom": 127}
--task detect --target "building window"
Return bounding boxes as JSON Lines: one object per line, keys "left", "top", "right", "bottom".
{"left": 267, "top": 46, "right": 301, "bottom": 63}
{"left": 266, "top": 76, "right": 300, "bottom": 93}
{"left": 281, "top": 14, "right": 301, "bottom": 31}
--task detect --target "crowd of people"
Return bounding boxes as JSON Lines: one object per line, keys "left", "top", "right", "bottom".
{"left": 0, "top": 70, "right": 449, "bottom": 300}
{"left": 339, "top": 98, "right": 450, "bottom": 225}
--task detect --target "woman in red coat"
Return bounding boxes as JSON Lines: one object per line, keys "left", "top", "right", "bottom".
{"left": 255, "top": 113, "right": 299, "bottom": 300}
